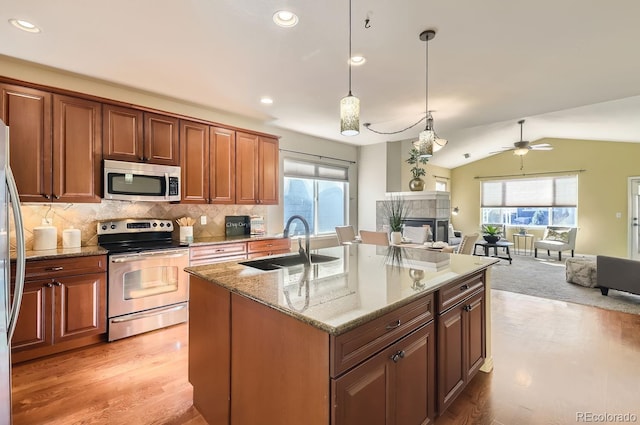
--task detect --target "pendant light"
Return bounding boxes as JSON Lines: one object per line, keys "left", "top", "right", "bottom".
{"left": 340, "top": 0, "right": 359, "bottom": 136}
{"left": 413, "top": 29, "right": 447, "bottom": 157}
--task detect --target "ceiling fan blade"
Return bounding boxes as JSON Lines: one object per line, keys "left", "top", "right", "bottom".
{"left": 530, "top": 145, "right": 553, "bottom": 150}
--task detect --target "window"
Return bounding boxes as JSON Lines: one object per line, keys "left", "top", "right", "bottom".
{"left": 283, "top": 159, "right": 349, "bottom": 236}
{"left": 435, "top": 180, "right": 447, "bottom": 192}
{"left": 481, "top": 175, "right": 577, "bottom": 227}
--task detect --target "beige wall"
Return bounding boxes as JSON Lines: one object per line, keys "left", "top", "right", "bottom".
{"left": 1, "top": 55, "right": 359, "bottom": 237}
{"left": 450, "top": 138, "right": 640, "bottom": 257}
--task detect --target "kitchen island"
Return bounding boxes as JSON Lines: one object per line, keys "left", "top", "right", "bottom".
{"left": 185, "top": 244, "right": 498, "bottom": 425}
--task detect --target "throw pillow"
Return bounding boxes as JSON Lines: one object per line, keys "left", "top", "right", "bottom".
{"left": 448, "top": 223, "right": 455, "bottom": 239}
{"left": 545, "top": 228, "right": 570, "bottom": 243}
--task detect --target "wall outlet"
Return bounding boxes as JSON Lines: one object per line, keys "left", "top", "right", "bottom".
{"left": 200, "top": 215, "right": 207, "bottom": 225}
{"left": 616, "top": 212, "right": 622, "bottom": 219}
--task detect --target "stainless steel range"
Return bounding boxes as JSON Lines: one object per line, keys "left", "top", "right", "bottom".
{"left": 98, "top": 219, "right": 189, "bottom": 341}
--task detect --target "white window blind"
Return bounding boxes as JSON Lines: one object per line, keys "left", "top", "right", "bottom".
{"left": 284, "top": 159, "right": 348, "bottom": 182}
{"left": 481, "top": 175, "right": 577, "bottom": 207}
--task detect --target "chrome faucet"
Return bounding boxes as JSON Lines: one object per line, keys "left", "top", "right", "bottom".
{"left": 283, "top": 215, "right": 311, "bottom": 265}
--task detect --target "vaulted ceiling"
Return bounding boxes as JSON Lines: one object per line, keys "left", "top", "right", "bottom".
{"left": 2, "top": 0, "right": 640, "bottom": 168}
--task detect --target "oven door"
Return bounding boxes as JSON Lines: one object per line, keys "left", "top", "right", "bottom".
{"left": 108, "top": 248, "right": 189, "bottom": 318}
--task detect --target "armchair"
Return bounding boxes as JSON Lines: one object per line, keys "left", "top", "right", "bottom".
{"left": 534, "top": 226, "right": 577, "bottom": 261}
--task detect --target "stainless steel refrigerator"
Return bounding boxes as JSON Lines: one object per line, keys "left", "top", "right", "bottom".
{"left": 0, "top": 119, "right": 26, "bottom": 423}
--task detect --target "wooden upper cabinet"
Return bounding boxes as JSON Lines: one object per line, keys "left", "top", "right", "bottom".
{"left": 180, "top": 120, "right": 210, "bottom": 204}
{"left": 103, "top": 105, "right": 179, "bottom": 165}
{"left": 52, "top": 95, "right": 102, "bottom": 203}
{"left": 181, "top": 122, "right": 236, "bottom": 204}
{"left": 258, "top": 136, "right": 279, "bottom": 205}
{"left": 0, "top": 83, "right": 52, "bottom": 203}
{"left": 236, "top": 132, "right": 279, "bottom": 205}
{"left": 102, "top": 104, "right": 143, "bottom": 162}
{"left": 210, "top": 127, "right": 235, "bottom": 204}
{"left": 144, "top": 112, "right": 179, "bottom": 165}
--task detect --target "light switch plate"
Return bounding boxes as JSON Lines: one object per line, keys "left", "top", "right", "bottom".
{"left": 200, "top": 215, "right": 207, "bottom": 225}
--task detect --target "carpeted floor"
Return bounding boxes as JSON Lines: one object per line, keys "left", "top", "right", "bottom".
{"left": 489, "top": 252, "right": 640, "bottom": 315}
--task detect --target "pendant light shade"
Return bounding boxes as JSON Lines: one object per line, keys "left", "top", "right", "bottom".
{"left": 412, "top": 30, "right": 446, "bottom": 157}
{"left": 340, "top": 93, "right": 360, "bottom": 136}
{"left": 340, "top": 0, "right": 359, "bottom": 136}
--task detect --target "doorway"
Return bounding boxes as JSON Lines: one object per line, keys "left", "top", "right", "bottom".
{"left": 629, "top": 178, "right": 640, "bottom": 260}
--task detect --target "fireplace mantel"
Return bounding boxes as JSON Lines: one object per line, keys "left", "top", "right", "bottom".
{"left": 384, "top": 191, "right": 449, "bottom": 201}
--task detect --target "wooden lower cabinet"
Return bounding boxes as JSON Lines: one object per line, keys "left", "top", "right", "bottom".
{"left": 11, "top": 255, "right": 107, "bottom": 363}
{"left": 332, "top": 322, "right": 436, "bottom": 425}
{"left": 437, "top": 289, "right": 485, "bottom": 413}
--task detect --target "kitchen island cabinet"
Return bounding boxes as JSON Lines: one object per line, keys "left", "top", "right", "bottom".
{"left": 186, "top": 244, "right": 496, "bottom": 424}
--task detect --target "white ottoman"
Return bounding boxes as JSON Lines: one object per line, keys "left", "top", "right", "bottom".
{"left": 565, "top": 257, "right": 597, "bottom": 288}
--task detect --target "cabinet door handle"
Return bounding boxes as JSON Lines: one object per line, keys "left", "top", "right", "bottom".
{"left": 53, "top": 281, "right": 62, "bottom": 286}
{"left": 43, "top": 194, "right": 51, "bottom": 200}
{"left": 46, "top": 266, "right": 64, "bottom": 271}
{"left": 53, "top": 194, "right": 60, "bottom": 200}
{"left": 390, "top": 350, "right": 405, "bottom": 363}
{"left": 44, "top": 283, "right": 53, "bottom": 288}
{"left": 460, "top": 284, "right": 469, "bottom": 291}
{"left": 385, "top": 319, "right": 401, "bottom": 330}
{"left": 463, "top": 305, "right": 472, "bottom": 312}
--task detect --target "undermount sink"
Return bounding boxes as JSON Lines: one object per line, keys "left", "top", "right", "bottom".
{"left": 240, "top": 254, "right": 339, "bottom": 271}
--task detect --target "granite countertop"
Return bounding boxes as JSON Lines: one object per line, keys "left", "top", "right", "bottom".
{"left": 186, "top": 244, "right": 498, "bottom": 336}
{"left": 11, "top": 245, "right": 109, "bottom": 261}
{"left": 189, "top": 234, "right": 287, "bottom": 246}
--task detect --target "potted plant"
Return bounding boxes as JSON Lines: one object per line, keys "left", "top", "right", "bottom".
{"left": 406, "top": 147, "right": 429, "bottom": 191}
{"left": 482, "top": 224, "right": 502, "bottom": 244}
{"left": 382, "top": 194, "right": 410, "bottom": 244}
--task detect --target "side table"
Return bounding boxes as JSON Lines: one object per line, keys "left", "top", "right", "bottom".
{"left": 512, "top": 233, "right": 534, "bottom": 255}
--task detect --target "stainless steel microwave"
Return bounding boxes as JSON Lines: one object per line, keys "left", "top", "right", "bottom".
{"left": 103, "top": 160, "right": 181, "bottom": 202}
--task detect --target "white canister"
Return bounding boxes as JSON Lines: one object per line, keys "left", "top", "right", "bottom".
{"left": 33, "top": 226, "right": 57, "bottom": 250}
{"left": 62, "top": 228, "right": 81, "bottom": 248}
{"left": 179, "top": 226, "right": 193, "bottom": 245}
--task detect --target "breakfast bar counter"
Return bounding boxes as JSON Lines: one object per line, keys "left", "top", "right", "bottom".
{"left": 185, "top": 244, "right": 498, "bottom": 425}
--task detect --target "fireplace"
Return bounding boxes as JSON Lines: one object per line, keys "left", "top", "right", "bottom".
{"left": 402, "top": 218, "right": 449, "bottom": 243}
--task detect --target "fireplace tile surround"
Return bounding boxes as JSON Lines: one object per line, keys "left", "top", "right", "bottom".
{"left": 375, "top": 191, "right": 451, "bottom": 241}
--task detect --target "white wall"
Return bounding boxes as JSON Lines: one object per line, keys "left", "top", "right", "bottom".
{"left": 358, "top": 143, "right": 388, "bottom": 231}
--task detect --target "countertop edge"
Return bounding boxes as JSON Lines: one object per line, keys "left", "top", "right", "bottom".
{"left": 186, "top": 258, "right": 498, "bottom": 336}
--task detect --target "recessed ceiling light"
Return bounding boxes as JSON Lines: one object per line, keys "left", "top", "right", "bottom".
{"left": 260, "top": 97, "right": 274, "bottom": 105}
{"left": 349, "top": 55, "right": 366, "bottom": 66}
{"left": 273, "top": 10, "right": 298, "bottom": 28}
{"left": 9, "top": 18, "right": 41, "bottom": 33}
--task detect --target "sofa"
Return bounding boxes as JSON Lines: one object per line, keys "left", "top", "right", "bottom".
{"left": 596, "top": 255, "right": 640, "bottom": 296}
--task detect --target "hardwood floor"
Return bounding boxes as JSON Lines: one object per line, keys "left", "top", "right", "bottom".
{"left": 11, "top": 290, "right": 640, "bottom": 424}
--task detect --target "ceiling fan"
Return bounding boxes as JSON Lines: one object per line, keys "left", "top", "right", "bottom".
{"left": 502, "top": 119, "right": 553, "bottom": 156}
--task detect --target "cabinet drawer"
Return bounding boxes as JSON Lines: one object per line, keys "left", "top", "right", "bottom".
{"left": 23, "top": 255, "right": 107, "bottom": 280}
{"left": 247, "top": 238, "right": 290, "bottom": 253}
{"left": 330, "top": 294, "right": 434, "bottom": 377}
{"left": 190, "top": 243, "right": 247, "bottom": 263}
{"left": 247, "top": 249, "right": 291, "bottom": 260}
{"left": 437, "top": 271, "right": 484, "bottom": 314}
{"left": 190, "top": 253, "right": 247, "bottom": 266}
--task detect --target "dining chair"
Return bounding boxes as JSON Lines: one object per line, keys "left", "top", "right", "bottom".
{"left": 335, "top": 225, "right": 359, "bottom": 244}
{"left": 359, "top": 230, "right": 390, "bottom": 246}
{"left": 442, "top": 233, "right": 479, "bottom": 254}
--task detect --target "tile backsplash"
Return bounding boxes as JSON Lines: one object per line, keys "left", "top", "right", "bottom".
{"left": 17, "top": 201, "right": 267, "bottom": 250}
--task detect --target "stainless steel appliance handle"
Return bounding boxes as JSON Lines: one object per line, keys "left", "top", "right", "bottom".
{"left": 110, "top": 304, "right": 187, "bottom": 323}
{"left": 111, "top": 250, "right": 188, "bottom": 263}
{"left": 6, "top": 165, "right": 26, "bottom": 340}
